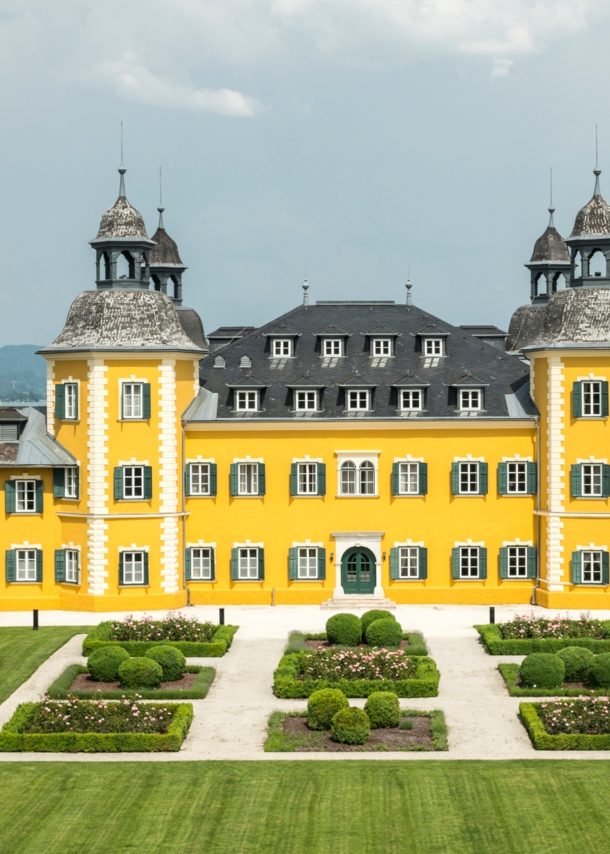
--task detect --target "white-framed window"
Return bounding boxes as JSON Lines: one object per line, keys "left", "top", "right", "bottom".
{"left": 123, "top": 466, "right": 144, "bottom": 499}
{"left": 347, "top": 390, "right": 370, "bottom": 411}
{"left": 65, "top": 549, "right": 79, "bottom": 583}
{"left": 298, "top": 463, "right": 317, "bottom": 494}
{"left": 65, "top": 467, "right": 78, "bottom": 499}
{"left": 191, "top": 547, "right": 214, "bottom": 580}
{"left": 399, "top": 546, "right": 419, "bottom": 578}
{"left": 239, "top": 547, "right": 259, "bottom": 579}
{"left": 272, "top": 339, "right": 292, "bottom": 357}
{"left": 239, "top": 463, "right": 258, "bottom": 495}
{"left": 459, "top": 389, "right": 482, "bottom": 410}
{"left": 459, "top": 463, "right": 479, "bottom": 493}
{"left": 16, "top": 549, "right": 38, "bottom": 582}
{"left": 295, "top": 390, "right": 318, "bottom": 411}
{"left": 507, "top": 546, "right": 528, "bottom": 578}
{"left": 507, "top": 462, "right": 527, "bottom": 493}
{"left": 372, "top": 338, "right": 392, "bottom": 356}
{"left": 235, "top": 390, "right": 258, "bottom": 411}
{"left": 122, "top": 551, "right": 146, "bottom": 585}
{"left": 459, "top": 547, "right": 479, "bottom": 578}
{"left": 122, "top": 382, "right": 149, "bottom": 419}
{"left": 400, "top": 389, "right": 423, "bottom": 411}
{"left": 298, "top": 547, "right": 318, "bottom": 579}
{"left": 16, "top": 480, "right": 36, "bottom": 512}
{"left": 323, "top": 339, "right": 342, "bottom": 357}
{"left": 583, "top": 381, "right": 602, "bottom": 416}
{"left": 424, "top": 338, "right": 443, "bottom": 356}
{"left": 65, "top": 383, "right": 78, "bottom": 420}
{"left": 583, "top": 463, "right": 603, "bottom": 496}
{"left": 339, "top": 460, "right": 376, "bottom": 495}
{"left": 190, "top": 463, "right": 211, "bottom": 495}
{"left": 398, "top": 462, "right": 419, "bottom": 494}
{"left": 582, "top": 550, "right": 603, "bottom": 583}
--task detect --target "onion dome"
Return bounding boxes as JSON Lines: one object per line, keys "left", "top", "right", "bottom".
{"left": 150, "top": 207, "right": 183, "bottom": 266}
{"left": 570, "top": 168, "right": 610, "bottom": 238}
{"left": 95, "top": 167, "right": 149, "bottom": 240}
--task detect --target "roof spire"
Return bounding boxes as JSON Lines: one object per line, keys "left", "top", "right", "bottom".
{"left": 157, "top": 165, "right": 164, "bottom": 228}
{"left": 118, "top": 121, "right": 126, "bottom": 198}
{"left": 406, "top": 277, "right": 413, "bottom": 306}
{"left": 594, "top": 124, "right": 602, "bottom": 197}
{"left": 302, "top": 278, "right": 309, "bottom": 306}
{"left": 548, "top": 166, "right": 555, "bottom": 227}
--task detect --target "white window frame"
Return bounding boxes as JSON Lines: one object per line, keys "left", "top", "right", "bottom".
{"left": 122, "top": 382, "right": 144, "bottom": 419}
{"left": 372, "top": 338, "right": 392, "bottom": 357}
{"left": 582, "top": 381, "right": 603, "bottom": 417}
{"left": 346, "top": 389, "right": 370, "bottom": 411}
{"left": 235, "top": 390, "right": 259, "bottom": 412}
{"left": 423, "top": 338, "right": 443, "bottom": 356}
{"left": 15, "top": 548, "right": 38, "bottom": 582}
{"left": 65, "top": 467, "right": 78, "bottom": 499}
{"left": 399, "top": 389, "right": 423, "bottom": 411}
{"left": 459, "top": 546, "right": 480, "bottom": 578}
{"left": 458, "top": 462, "right": 480, "bottom": 494}
{"left": 297, "top": 546, "right": 319, "bottom": 579}
{"left": 238, "top": 462, "right": 259, "bottom": 495}
{"left": 459, "top": 389, "right": 482, "bottom": 411}
{"left": 581, "top": 549, "right": 605, "bottom": 584}
{"left": 64, "top": 382, "right": 78, "bottom": 420}
{"left": 397, "top": 461, "right": 420, "bottom": 495}
{"left": 272, "top": 339, "right": 292, "bottom": 357}
{"left": 122, "top": 550, "right": 146, "bottom": 585}
{"left": 190, "top": 546, "right": 214, "bottom": 580}
{"left": 506, "top": 461, "right": 528, "bottom": 494}
{"left": 295, "top": 390, "right": 318, "bottom": 411}
{"left": 582, "top": 463, "right": 603, "bottom": 497}
{"left": 189, "top": 463, "right": 211, "bottom": 496}
{"left": 238, "top": 547, "right": 260, "bottom": 579}
{"left": 507, "top": 545, "right": 528, "bottom": 578}
{"left": 15, "top": 479, "right": 36, "bottom": 513}
{"left": 123, "top": 465, "right": 145, "bottom": 499}
{"left": 399, "top": 546, "right": 419, "bottom": 579}
{"left": 65, "top": 549, "right": 79, "bottom": 583}
{"left": 336, "top": 451, "right": 380, "bottom": 497}
{"left": 297, "top": 462, "right": 318, "bottom": 495}
{"left": 323, "top": 339, "right": 343, "bottom": 357}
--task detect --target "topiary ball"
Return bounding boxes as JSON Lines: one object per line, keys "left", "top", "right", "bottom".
{"left": 589, "top": 653, "right": 610, "bottom": 688}
{"left": 365, "top": 618, "right": 403, "bottom": 648}
{"left": 87, "top": 646, "right": 130, "bottom": 682}
{"left": 364, "top": 691, "right": 400, "bottom": 728}
{"left": 361, "top": 610, "right": 398, "bottom": 639}
{"left": 555, "top": 647, "right": 594, "bottom": 682}
{"left": 118, "top": 657, "right": 163, "bottom": 689}
{"left": 331, "top": 707, "right": 371, "bottom": 745}
{"left": 307, "top": 688, "right": 349, "bottom": 730}
{"left": 145, "top": 645, "right": 186, "bottom": 682}
{"left": 519, "top": 653, "right": 565, "bottom": 689}
{"left": 326, "top": 613, "right": 362, "bottom": 647}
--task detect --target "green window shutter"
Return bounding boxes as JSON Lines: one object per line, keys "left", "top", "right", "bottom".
{"left": 573, "top": 381, "right": 583, "bottom": 417}
{"left": 209, "top": 464, "right": 218, "bottom": 497}
{"left": 257, "top": 463, "right": 266, "bottom": 496}
{"left": 119, "top": 553, "right": 124, "bottom": 586}
{"left": 290, "top": 464, "right": 299, "bottom": 496}
{"left": 602, "top": 381, "right": 609, "bottom": 417}
{"left": 114, "top": 467, "right": 123, "bottom": 500}
{"left": 230, "top": 464, "right": 238, "bottom": 496}
{"left": 4, "top": 480, "right": 15, "bottom": 514}
{"left": 418, "top": 463, "right": 428, "bottom": 496}
{"left": 184, "top": 465, "right": 191, "bottom": 497}
{"left": 5, "top": 550, "right": 16, "bottom": 583}
{"left": 603, "top": 465, "right": 610, "bottom": 499}
{"left": 210, "top": 549, "right": 216, "bottom": 582}
{"left": 75, "top": 467, "right": 80, "bottom": 500}
{"left": 497, "top": 463, "right": 508, "bottom": 495}
{"left": 53, "top": 469, "right": 65, "bottom": 498}
{"left": 231, "top": 548, "right": 239, "bottom": 580}
{"left": 142, "top": 383, "right": 151, "bottom": 419}
{"left": 143, "top": 552, "right": 149, "bottom": 586}
{"left": 73, "top": 383, "right": 79, "bottom": 419}
{"left": 571, "top": 464, "right": 582, "bottom": 498}
{"left": 257, "top": 548, "right": 265, "bottom": 580}
{"left": 143, "top": 466, "right": 153, "bottom": 500}
{"left": 390, "top": 547, "right": 400, "bottom": 580}
{"left": 288, "top": 547, "right": 298, "bottom": 580}
{"left": 419, "top": 547, "right": 428, "bottom": 580}
{"left": 36, "top": 550, "right": 43, "bottom": 583}
{"left": 527, "top": 462, "right": 537, "bottom": 495}
{"left": 55, "top": 550, "right": 66, "bottom": 583}
{"left": 571, "top": 551, "right": 582, "bottom": 585}
{"left": 391, "top": 463, "right": 400, "bottom": 496}
{"left": 55, "top": 384, "right": 65, "bottom": 419}
{"left": 317, "top": 463, "right": 326, "bottom": 496}
{"left": 318, "top": 548, "right": 326, "bottom": 580}
{"left": 35, "top": 480, "right": 44, "bottom": 513}
{"left": 451, "top": 548, "right": 460, "bottom": 579}
{"left": 527, "top": 547, "right": 537, "bottom": 579}
{"left": 603, "top": 552, "right": 609, "bottom": 586}
{"left": 451, "top": 463, "right": 459, "bottom": 495}
{"left": 478, "top": 548, "right": 487, "bottom": 580}
{"left": 499, "top": 547, "right": 508, "bottom": 579}
{"left": 479, "top": 463, "right": 488, "bottom": 496}
{"left": 185, "top": 548, "right": 192, "bottom": 581}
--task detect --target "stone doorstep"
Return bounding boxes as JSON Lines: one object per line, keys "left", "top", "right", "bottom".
{"left": 321, "top": 597, "right": 397, "bottom": 610}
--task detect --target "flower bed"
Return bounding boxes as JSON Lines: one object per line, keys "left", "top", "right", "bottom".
{"left": 476, "top": 612, "right": 610, "bottom": 655}
{"left": 82, "top": 614, "right": 238, "bottom": 657}
{"left": 520, "top": 699, "right": 610, "bottom": 750}
{"left": 0, "top": 696, "right": 193, "bottom": 752}
{"left": 286, "top": 631, "right": 428, "bottom": 657}
{"left": 499, "top": 663, "right": 610, "bottom": 697}
{"left": 47, "top": 664, "right": 215, "bottom": 700}
{"left": 274, "top": 649, "right": 439, "bottom": 698}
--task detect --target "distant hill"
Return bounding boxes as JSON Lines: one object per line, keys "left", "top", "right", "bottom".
{"left": 0, "top": 345, "right": 46, "bottom": 403}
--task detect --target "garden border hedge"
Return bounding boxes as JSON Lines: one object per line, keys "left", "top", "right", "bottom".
{"left": 520, "top": 701, "right": 610, "bottom": 750}
{"left": 285, "top": 631, "right": 428, "bottom": 657}
{"left": 0, "top": 702, "right": 193, "bottom": 752}
{"left": 273, "top": 652, "right": 440, "bottom": 698}
{"left": 82, "top": 623, "right": 238, "bottom": 657}
{"left": 476, "top": 623, "right": 610, "bottom": 655}
{"left": 47, "top": 664, "right": 215, "bottom": 700}
{"left": 498, "top": 663, "right": 610, "bottom": 697}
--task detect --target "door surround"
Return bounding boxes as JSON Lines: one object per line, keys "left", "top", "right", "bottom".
{"left": 330, "top": 531, "right": 385, "bottom": 598}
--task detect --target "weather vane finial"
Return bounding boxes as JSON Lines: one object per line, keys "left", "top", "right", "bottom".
{"left": 158, "top": 166, "right": 164, "bottom": 228}
{"left": 548, "top": 167, "right": 555, "bottom": 227}
{"left": 594, "top": 125, "right": 602, "bottom": 196}
{"left": 118, "top": 121, "right": 126, "bottom": 198}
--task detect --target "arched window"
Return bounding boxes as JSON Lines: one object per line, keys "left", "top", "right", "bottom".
{"left": 535, "top": 272, "right": 547, "bottom": 297}
{"left": 116, "top": 251, "right": 135, "bottom": 279}
{"left": 340, "top": 461, "right": 356, "bottom": 495}
{"left": 98, "top": 252, "right": 110, "bottom": 280}
{"left": 589, "top": 249, "right": 606, "bottom": 278}
{"left": 553, "top": 273, "right": 567, "bottom": 292}
{"left": 359, "top": 461, "right": 376, "bottom": 495}
{"left": 151, "top": 274, "right": 161, "bottom": 292}
{"left": 573, "top": 252, "right": 582, "bottom": 279}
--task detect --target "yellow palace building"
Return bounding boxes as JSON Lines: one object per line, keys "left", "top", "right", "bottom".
{"left": 2, "top": 163, "right": 610, "bottom": 611}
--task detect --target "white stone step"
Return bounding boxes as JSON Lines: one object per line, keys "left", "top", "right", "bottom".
{"left": 321, "top": 597, "right": 397, "bottom": 610}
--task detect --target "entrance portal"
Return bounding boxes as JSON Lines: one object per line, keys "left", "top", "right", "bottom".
{"left": 341, "top": 546, "right": 376, "bottom": 595}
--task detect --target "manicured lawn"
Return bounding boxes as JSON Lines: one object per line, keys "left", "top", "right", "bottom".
{"left": 0, "top": 762, "right": 610, "bottom": 853}
{"left": 0, "top": 627, "right": 92, "bottom": 705}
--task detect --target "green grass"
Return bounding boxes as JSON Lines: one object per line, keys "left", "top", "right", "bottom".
{"left": 1, "top": 762, "right": 610, "bottom": 852}
{"left": 0, "top": 626, "right": 93, "bottom": 704}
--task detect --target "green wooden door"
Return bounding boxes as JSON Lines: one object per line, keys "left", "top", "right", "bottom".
{"left": 341, "top": 547, "right": 376, "bottom": 594}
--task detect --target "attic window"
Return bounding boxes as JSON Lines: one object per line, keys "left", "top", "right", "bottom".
{"left": 240, "top": 356, "right": 252, "bottom": 369}
{"left": 423, "top": 339, "right": 444, "bottom": 356}
{"left": 272, "top": 339, "right": 293, "bottom": 357}
{"left": 214, "top": 355, "right": 225, "bottom": 368}
{"left": 372, "top": 338, "right": 393, "bottom": 357}
{"left": 0, "top": 424, "right": 18, "bottom": 442}
{"left": 459, "top": 389, "right": 482, "bottom": 411}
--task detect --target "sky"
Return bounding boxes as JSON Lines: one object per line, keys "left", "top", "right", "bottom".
{"left": 1, "top": 0, "right": 610, "bottom": 345}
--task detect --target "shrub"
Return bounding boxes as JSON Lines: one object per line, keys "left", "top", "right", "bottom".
{"left": 499, "top": 611, "right": 608, "bottom": 640}
{"left": 87, "top": 646, "right": 130, "bottom": 682}
{"left": 302, "top": 648, "right": 417, "bottom": 681}
{"left": 399, "top": 719, "right": 414, "bottom": 731}
{"left": 589, "top": 654, "right": 610, "bottom": 688}
{"left": 361, "top": 610, "right": 397, "bottom": 639}
{"left": 307, "top": 688, "right": 349, "bottom": 730}
{"left": 326, "top": 614, "right": 362, "bottom": 647}
{"left": 145, "top": 645, "right": 186, "bottom": 682}
{"left": 555, "top": 647, "right": 594, "bottom": 682}
{"left": 118, "top": 657, "right": 163, "bottom": 689}
{"left": 331, "top": 707, "right": 370, "bottom": 744}
{"left": 364, "top": 691, "right": 400, "bottom": 728}
{"left": 366, "top": 618, "right": 403, "bottom": 648}
{"left": 519, "top": 653, "right": 565, "bottom": 689}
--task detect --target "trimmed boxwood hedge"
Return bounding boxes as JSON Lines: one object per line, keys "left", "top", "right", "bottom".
{"left": 498, "top": 663, "right": 609, "bottom": 697}
{"left": 82, "top": 623, "right": 238, "bottom": 657}
{"left": 0, "top": 702, "right": 193, "bottom": 752}
{"left": 476, "top": 623, "right": 610, "bottom": 655}
{"left": 273, "top": 652, "right": 439, "bottom": 698}
{"left": 47, "top": 664, "right": 215, "bottom": 700}
{"left": 520, "top": 702, "right": 610, "bottom": 750}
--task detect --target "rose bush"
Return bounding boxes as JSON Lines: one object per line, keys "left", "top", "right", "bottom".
{"left": 108, "top": 613, "right": 217, "bottom": 643}
{"left": 538, "top": 697, "right": 610, "bottom": 735}
{"left": 301, "top": 648, "right": 418, "bottom": 682}
{"left": 498, "top": 611, "right": 607, "bottom": 640}
{"left": 22, "top": 695, "right": 175, "bottom": 734}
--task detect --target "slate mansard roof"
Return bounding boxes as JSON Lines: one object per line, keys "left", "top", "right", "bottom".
{"left": 192, "top": 301, "right": 534, "bottom": 421}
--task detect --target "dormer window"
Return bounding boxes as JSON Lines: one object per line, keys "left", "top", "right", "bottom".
{"left": 240, "top": 356, "right": 252, "bottom": 369}
{"left": 424, "top": 338, "right": 443, "bottom": 356}
{"left": 214, "top": 355, "right": 225, "bottom": 368}
{"left": 372, "top": 338, "right": 393, "bottom": 357}
{"left": 235, "top": 391, "right": 258, "bottom": 411}
{"left": 347, "top": 390, "right": 370, "bottom": 411}
{"left": 323, "top": 339, "right": 343, "bottom": 357}
{"left": 459, "top": 389, "right": 482, "bottom": 411}
{"left": 400, "top": 389, "right": 423, "bottom": 411}
{"left": 0, "top": 424, "right": 18, "bottom": 441}
{"left": 295, "top": 391, "right": 318, "bottom": 411}
{"left": 272, "top": 339, "right": 292, "bottom": 357}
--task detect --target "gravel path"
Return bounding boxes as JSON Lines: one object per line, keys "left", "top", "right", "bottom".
{"left": 1, "top": 604, "right": 610, "bottom": 761}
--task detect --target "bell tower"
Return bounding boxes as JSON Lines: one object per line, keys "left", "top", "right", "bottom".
{"left": 566, "top": 163, "right": 610, "bottom": 289}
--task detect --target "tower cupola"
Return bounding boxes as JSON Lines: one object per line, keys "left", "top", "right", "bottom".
{"left": 567, "top": 163, "right": 610, "bottom": 288}
{"left": 149, "top": 206, "right": 187, "bottom": 306}
{"left": 525, "top": 204, "right": 570, "bottom": 303}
